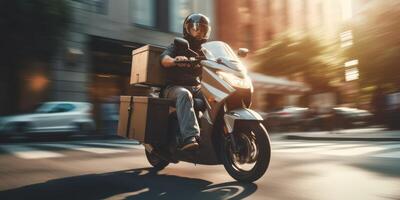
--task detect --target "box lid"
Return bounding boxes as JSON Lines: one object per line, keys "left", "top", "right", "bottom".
{"left": 132, "top": 45, "right": 166, "bottom": 55}
{"left": 120, "top": 96, "right": 132, "bottom": 102}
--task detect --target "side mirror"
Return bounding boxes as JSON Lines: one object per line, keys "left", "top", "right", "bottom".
{"left": 237, "top": 48, "right": 249, "bottom": 58}
{"left": 174, "top": 37, "right": 199, "bottom": 57}
{"left": 174, "top": 37, "right": 190, "bottom": 50}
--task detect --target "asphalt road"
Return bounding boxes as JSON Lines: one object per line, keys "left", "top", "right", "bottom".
{"left": 0, "top": 137, "right": 400, "bottom": 200}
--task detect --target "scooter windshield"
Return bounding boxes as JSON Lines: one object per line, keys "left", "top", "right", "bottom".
{"left": 201, "top": 41, "right": 246, "bottom": 71}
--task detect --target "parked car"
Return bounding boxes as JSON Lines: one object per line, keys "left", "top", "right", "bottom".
{"left": 259, "top": 106, "right": 309, "bottom": 132}
{"left": 305, "top": 107, "right": 373, "bottom": 131}
{"left": 332, "top": 107, "right": 373, "bottom": 128}
{"left": 385, "top": 92, "right": 400, "bottom": 129}
{"left": 0, "top": 101, "right": 95, "bottom": 135}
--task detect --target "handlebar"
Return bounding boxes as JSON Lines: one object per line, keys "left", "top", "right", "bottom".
{"left": 174, "top": 60, "right": 199, "bottom": 64}
{"left": 174, "top": 56, "right": 205, "bottom": 67}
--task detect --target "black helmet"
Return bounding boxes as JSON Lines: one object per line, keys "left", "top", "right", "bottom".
{"left": 183, "top": 13, "right": 211, "bottom": 43}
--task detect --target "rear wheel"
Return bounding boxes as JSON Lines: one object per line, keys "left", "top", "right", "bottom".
{"left": 145, "top": 149, "right": 169, "bottom": 170}
{"left": 220, "top": 123, "right": 271, "bottom": 182}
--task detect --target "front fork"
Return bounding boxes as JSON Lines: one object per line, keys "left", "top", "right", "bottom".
{"left": 223, "top": 108, "right": 264, "bottom": 155}
{"left": 223, "top": 124, "right": 239, "bottom": 154}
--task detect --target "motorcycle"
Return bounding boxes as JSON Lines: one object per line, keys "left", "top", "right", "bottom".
{"left": 144, "top": 37, "right": 271, "bottom": 183}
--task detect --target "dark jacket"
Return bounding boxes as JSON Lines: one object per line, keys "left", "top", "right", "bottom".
{"left": 160, "top": 42, "right": 203, "bottom": 86}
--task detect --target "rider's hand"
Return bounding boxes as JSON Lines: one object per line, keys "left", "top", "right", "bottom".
{"left": 174, "top": 56, "right": 190, "bottom": 68}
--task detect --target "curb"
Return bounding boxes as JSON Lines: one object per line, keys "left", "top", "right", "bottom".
{"left": 285, "top": 135, "right": 400, "bottom": 141}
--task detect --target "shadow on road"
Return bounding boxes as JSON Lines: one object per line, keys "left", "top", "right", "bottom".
{"left": 349, "top": 158, "right": 400, "bottom": 178}
{"left": 0, "top": 168, "right": 257, "bottom": 200}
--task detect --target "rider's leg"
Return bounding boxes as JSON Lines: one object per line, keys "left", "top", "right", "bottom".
{"left": 164, "top": 86, "right": 200, "bottom": 150}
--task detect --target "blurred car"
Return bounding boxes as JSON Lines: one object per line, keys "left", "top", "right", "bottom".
{"left": 259, "top": 106, "right": 309, "bottom": 132}
{"left": 385, "top": 92, "right": 400, "bottom": 129}
{"left": 305, "top": 107, "right": 373, "bottom": 131}
{"left": 332, "top": 107, "right": 373, "bottom": 128}
{"left": 0, "top": 101, "right": 95, "bottom": 135}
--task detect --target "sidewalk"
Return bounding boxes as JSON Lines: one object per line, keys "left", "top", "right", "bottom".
{"left": 282, "top": 128, "right": 400, "bottom": 141}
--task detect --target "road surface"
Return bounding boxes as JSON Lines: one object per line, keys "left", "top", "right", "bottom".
{"left": 1, "top": 137, "right": 400, "bottom": 199}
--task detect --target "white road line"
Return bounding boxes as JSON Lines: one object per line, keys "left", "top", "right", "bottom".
{"left": 320, "top": 146, "right": 386, "bottom": 156}
{"left": 373, "top": 150, "right": 400, "bottom": 159}
{"left": 273, "top": 144, "right": 367, "bottom": 154}
{"left": 376, "top": 144, "right": 400, "bottom": 149}
{"left": 273, "top": 142, "right": 400, "bottom": 157}
{"left": 273, "top": 145, "right": 337, "bottom": 153}
{"left": 273, "top": 142, "right": 334, "bottom": 148}
{"left": 37, "top": 143, "right": 129, "bottom": 154}
{"left": 79, "top": 142, "right": 144, "bottom": 149}
{"left": 108, "top": 140, "right": 140, "bottom": 145}
{"left": 0, "top": 145, "right": 64, "bottom": 159}
{"left": 271, "top": 141, "right": 302, "bottom": 146}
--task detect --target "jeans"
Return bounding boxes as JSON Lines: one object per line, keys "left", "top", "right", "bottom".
{"left": 163, "top": 85, "right": 201, "bottom": 143}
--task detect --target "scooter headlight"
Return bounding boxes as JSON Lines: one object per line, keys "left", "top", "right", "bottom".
{"left": 216, "top": 71, "right": 252, "bottom": 89}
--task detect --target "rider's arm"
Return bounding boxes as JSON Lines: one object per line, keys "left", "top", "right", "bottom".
{"left": 161, "top": 55, "right": 189, "bottom": 68}
{"left": 160, "top": 44, "right": 189, "bottom": 68}
{"left": 160, "top": 55, "right": 176, "bottom": 68}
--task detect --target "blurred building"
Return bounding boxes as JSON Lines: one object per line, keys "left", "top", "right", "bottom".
{"left": 216, "top": 0, "right": 367, "bottom": 51}
{"left": 250, "top": 72, "right": 310, "bottom": 111}
{"left": 27, "top": 0, "right": 214, "bottom": 132}
{"left": 2, "top": 0, "right": 380, "bottom": 128}
{"left": 51, "top": 0, "right": 214, "bottom": 100}
{"left": 216, "top": 0, "right": 373, "bottom": 111}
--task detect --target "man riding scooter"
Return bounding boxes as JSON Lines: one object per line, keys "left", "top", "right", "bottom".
{"left": 160, "top": 13, "right": 211, "bottom": 151}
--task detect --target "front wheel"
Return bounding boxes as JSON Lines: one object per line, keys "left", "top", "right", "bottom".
{"left": 220, "top": 123, "right": 271, "bottom": 182}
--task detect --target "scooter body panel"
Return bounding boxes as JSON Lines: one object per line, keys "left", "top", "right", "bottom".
{"left": 224, "top": 108, "right": 264, "bottom": 133}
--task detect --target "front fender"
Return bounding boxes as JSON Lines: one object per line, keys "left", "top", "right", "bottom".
{"left": 223, "top": 108, "right": 263, "bottom": 133}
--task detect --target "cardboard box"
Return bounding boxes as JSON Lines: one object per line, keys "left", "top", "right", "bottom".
{"left": 117, "top": 96, "right": 133, "bottom": 138}
{"left": 117, "top": 95, "right": 172, "bottom": 144}
{"left": 131, "top": 96, "right": 171, "bottom": 144}
{"left": 130, "top": 45, "right": 166, "bottom": 86}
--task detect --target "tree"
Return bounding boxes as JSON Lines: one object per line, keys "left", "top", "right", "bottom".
{"left": 0, "top": 0, "right": 71, "bottom": 114}
{"left": 254, "top": 32, "right": 343, "bottom": 92}
{"left": 346, "top": 0, "right": 400, "bottom": 91}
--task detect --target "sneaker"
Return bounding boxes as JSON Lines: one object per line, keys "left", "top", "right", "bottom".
{"left": 180, "top": 136, "right": 199, "bottom": 151}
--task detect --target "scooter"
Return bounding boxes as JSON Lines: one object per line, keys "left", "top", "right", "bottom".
{"left": 144, "top": 37, "right": 271, "bottom": 183}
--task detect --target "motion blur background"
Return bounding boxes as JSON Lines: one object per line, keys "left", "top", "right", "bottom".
{"left": 0, "top": 0, "right": 399, "bottom": 135}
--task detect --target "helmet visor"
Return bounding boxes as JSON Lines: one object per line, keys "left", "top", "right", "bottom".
{"left": 186, "top": 22, "right": 211, "bottom": 40}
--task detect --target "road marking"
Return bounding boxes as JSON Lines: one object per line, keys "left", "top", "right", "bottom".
{"left": 273, "top": 145, "right": 337, "bottom": 153}
{"left": 0, "top": 145, "right": 64, "bottom": 159}
{"left": 273, "top": 141, "right": 400, "bottom": 157}
{"left": 273, "top": 143, "right": 365, "bottom": 153}
{"left": 79, "top": 142, "right": 144, "bottom": 149}
{"left": 373, "top": 150, "right": 400, "bottom": 159}
{"left": 320, "top": 146, "right": 386, "bottom": 156}
{"left": 273, "top": 142, "right": 334, "bottom": 148}
{"left": 376, "top": 144, "right": 400, "bottom": 149}
{"left": 271, "top": 141, "right": 302, "bottom": 146}
{"left": 37, "top": 143, "right": 129, "bottom": 154}
{"left": 108, "top": 140, "right": 140, "bottom": 145}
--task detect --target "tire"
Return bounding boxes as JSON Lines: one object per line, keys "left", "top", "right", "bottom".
{"left": 145, "top": 149, "right": 169, "bottom": 170}
{"left": 220, "top": 123, "right": 271, "bottom": 183}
